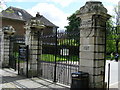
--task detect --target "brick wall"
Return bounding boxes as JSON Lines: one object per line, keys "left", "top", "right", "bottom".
{"left": 2, "top": 18, "right": 54, "bottom": 36}
{"left": 2, "top": 18, "right": 25, "bottom": 35}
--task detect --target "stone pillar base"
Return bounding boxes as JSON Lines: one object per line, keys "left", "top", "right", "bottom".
{"left": 2, "top": 62, "right": 9, "bottom": 68}
{"left": 27, "top": 69, "right": 37, "bottom": 78}
{"left": 89, "top": 82, "right": 107, "bottom": 89}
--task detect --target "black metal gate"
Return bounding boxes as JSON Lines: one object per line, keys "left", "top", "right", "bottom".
{"left": 9, "top": 37, "right": 16, "bottom": 70}
{"left": 40, "top": 30, "right": 80, "bottom": 85}
{"left": 9, "top": 35, "right": 25, "bottom": 71}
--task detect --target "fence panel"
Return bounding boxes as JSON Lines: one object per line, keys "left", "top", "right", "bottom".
{"left": 9, "top": 35, "right": 25, "bottom": 71}
{"left": 40, "top": 31, "right": 80, "bottom": 85}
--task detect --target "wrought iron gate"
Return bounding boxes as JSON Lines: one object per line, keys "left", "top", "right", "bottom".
{"left": 40, "top": 31, "right": 80, "bottom": 85}
{"left": 9, "top": 37, "right": 16, "bottom": 70}
{"left": 9, "top": 35, "right": 25, "bottom": 71}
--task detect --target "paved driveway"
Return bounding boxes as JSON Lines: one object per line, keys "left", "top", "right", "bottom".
{"left": 0, "top": 68, "right": 70, "bottom": 89}
{"left": 0, "top": 60, "right": 119, "bottom": 89}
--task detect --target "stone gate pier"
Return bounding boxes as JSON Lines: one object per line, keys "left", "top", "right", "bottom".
{"left": 24, "top": 16, "right": 45, "bottom": 77}
{"left": 77, "top": 1, "right": 111, "bottom": 88}
{"left": 1, "top": 26, "right": 15, "bottom": 68}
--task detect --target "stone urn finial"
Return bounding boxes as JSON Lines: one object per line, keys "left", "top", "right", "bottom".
{"left": 2, "top": 25, "right": 15, "bottom": 36}
{"left": 24, "top": 18, "right": 45, "bottom": 31}
{"left": 78, "top": 1, "right": 107, "bottom": 15}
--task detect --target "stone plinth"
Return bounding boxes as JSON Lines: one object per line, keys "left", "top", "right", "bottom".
{"left": 77, "top": 1, "right": 111, "bottom": 88}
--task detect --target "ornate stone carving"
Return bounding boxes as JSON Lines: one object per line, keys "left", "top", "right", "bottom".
{"left": 78, "top": 1, "right": 107, "bottom": 14}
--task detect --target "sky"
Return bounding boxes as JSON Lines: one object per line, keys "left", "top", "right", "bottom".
{"left": 0, "top": 0, "right": 120, "bottom": 30}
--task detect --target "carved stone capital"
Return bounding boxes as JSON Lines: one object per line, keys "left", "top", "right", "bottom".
{"left": 78, "top": 1, "right": 107, "bottom": 14}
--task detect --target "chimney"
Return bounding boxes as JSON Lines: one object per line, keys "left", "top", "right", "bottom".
{"left": 36, "top": 12, "right": 41, "bottom": 17}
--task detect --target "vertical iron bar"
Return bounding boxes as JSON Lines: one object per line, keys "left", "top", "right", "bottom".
{"left": 15, "top": 49, "right": 17, "bottom": 71}
{"left": 37, "top": 31, "right": 39, "bottom": 76}
{"left": 62, "top": 32, "right": 65, "bottom": 84}
{"left": 68, "top": 34, "right": 70, "bottom": 85}
{"left": 9, "top": 36, "right": 11, "bottom": 68}
{"left": 103, "top": 20, "right": 107, "bottom": 88}
{"left": 18, "top": 45, "right": 20, "bottom": 75}
{"left": 108, "top": 63, "right": 110, "bottom": 90}
{"left": 26, "top": 45, "right": 29, "bottom": 78}
{"left": 50, "top": 34, "right": 52, "bottom": 79}
{"left": 53, "top": 28, "right": 57, "bottom": 82}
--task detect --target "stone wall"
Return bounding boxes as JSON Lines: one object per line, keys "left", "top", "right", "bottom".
{"left": 2, "top": 18, "right": 25, "bottom": 35}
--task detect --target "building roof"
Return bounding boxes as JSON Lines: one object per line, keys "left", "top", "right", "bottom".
{"left": 1, "top": 7, "right": 58, "bottom": 28}
{"left": 31, "top": 13, "right": 58, "bottom": 27}
{"left": 1, "top": 6, "right": 33, "bottom": 21}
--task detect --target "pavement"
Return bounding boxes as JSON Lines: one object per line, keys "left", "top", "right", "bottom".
{"left": 105, "top": 60, "right": 120, "bottom": 89}
{"left": 0, "top": 68, "right": 70, "bottom": 90}
{"left": 0, "top": 60, "right": 119, "bottom": 90}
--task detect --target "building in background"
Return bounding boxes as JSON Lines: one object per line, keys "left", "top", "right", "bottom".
{"left": 1, "top": 6, "right": 58, "bottom": 36}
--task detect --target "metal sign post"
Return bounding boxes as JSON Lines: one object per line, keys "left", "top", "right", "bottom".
{"left": 108, "top": 63, "right": 110, "bottom": 90}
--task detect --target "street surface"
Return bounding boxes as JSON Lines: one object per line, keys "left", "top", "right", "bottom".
{"left": 0, "top": 68, "right": 69, "bottom": 89}
{"left": 0, "top": 60, "right": 119, "bottom": 89}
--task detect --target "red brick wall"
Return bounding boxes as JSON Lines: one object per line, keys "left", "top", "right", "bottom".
{"left": 2, "top": 18, "right": 54, "bottom": 36}
{"left": 43, "top": 27, "right": 53, "bottom": 35}
{"left": 2, "top": 18, "right": 25, "bottom": 35}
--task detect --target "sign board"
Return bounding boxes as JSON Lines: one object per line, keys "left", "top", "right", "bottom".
{"left": 19, "top": 45, "right": 28, "bottom": 61}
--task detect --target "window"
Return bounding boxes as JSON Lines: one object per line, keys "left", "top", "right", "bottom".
{"left": 17, "top": 11, "right": 23, "bottom": 19}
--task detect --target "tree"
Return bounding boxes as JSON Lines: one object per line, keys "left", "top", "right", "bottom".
{"left": 65, "top": 10, "right": 81, "bottom": 33}
{"left": 0, "top": 1, "right": 6, "bottom": 11}
{"left": 114, "top": 2, "right": 120, "bottom": 26}
{"left": 106, "top": 19, "right": 116, "bottom": 53}
{"left": 106, "top": 3, "right": 120, "bottom": 54}
{"left": 113, "top": 3, "right": 120, "bottom": 53}
{"left": 64, "top": 10, "right": 81, "bottom": 45}
{"left": 0, "top": 1, "right": 14, "bottom": 16}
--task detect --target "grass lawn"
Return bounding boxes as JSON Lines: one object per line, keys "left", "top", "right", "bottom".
{"left": 106, "top": 55, "right": 120, "bottom": 60}
{"left": 13, "top": 52, "right": 120, "bottom": 63}
{"left": 41, "top": 54, "right": 79, "bottom": 62}
{"left": 12, "top": 52, "right": 27, "bottom": 63}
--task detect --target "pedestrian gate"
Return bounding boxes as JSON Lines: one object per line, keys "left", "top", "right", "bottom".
{"left": 9, "top": 35, "right": 25, "bottom": 71}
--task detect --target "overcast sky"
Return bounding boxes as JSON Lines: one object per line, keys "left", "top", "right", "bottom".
{"left": 0, "top": 0, "right": 119, "bottom": 30}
